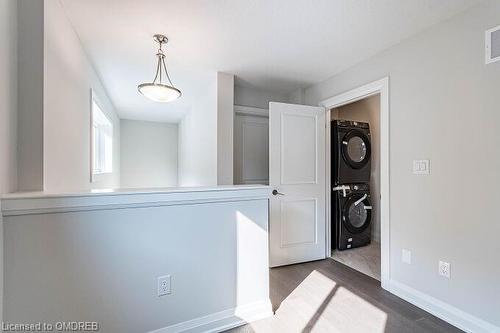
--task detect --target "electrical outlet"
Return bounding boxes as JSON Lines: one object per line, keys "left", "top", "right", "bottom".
{"left": 402, "top": 249, "right": 412, "bottom": 264}
{"left": 439, "top": 261, "right": 451, "bottom": 279}
{"left": 158, "top": 275, "right": 171, "bottom": 296}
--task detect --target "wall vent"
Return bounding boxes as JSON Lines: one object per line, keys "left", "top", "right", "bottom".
{"left": 485, "top": 25, "right": 500, "bottom": 64}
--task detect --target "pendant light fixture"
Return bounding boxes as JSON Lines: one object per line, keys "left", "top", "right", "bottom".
{"left": 138, "top": 34, "right": 181, "bottom": 102}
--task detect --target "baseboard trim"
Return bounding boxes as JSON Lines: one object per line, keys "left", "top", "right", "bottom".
{"left": 388, "top": 280, "right": 500, "bottom": 333}
{"left": 149, "top": 300, "right": 273, "bottom": 333}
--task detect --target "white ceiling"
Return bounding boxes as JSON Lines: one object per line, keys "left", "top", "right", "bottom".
{"left": 60, "top": 0, "right": 482, "bottom": 122}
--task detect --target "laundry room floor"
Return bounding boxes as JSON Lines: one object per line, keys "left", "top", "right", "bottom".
{"left": 331, "top": 241, "right": 381, "bottom": 280}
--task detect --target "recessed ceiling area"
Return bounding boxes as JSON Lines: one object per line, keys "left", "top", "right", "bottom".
{"left": 60, "top": 0, "right": 482, "bottom": 122}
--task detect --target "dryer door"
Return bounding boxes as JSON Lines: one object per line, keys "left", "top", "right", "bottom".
{"left": 342, "top": 194, "right": 372, "bottom": 234}
{"left": 341, "top": 130, "right": 371, "bottom": 169}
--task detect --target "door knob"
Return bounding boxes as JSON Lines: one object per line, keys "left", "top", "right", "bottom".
{"left": 272, "top": 189, "right": 284, "bottom": 196}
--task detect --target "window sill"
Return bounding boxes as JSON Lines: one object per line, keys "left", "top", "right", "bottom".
{"left": 91, "top": 172, "right": 113, "bottom": 183}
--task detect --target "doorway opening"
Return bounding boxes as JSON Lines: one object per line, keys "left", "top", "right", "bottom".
{"left": 321, "top": 77, "right": 390, "bottom": 288}
{"left": 330, "top": 94, "right": 381, "bottom": 280}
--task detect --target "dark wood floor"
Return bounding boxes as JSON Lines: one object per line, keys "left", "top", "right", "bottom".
{"left": 227, "top": 259, "right": 462, "bottom": 333}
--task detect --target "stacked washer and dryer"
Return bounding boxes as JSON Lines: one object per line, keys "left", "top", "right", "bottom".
{"left": 331, "top": 120, "right": 373, "bottom": 251}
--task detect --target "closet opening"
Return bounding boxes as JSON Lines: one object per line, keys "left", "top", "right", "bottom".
{"left": 233, "top": 105, "right": 269, "bottom": 185}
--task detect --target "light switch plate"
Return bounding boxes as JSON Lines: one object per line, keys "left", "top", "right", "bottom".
{"left": 413, "top": 160, "right": 430, "bottom": 175}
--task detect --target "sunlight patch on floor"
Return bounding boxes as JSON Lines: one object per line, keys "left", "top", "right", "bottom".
{"left": 276, "top": 270, "right": 337, "bottom": 331}
{"left": 242, "top": 270, "right": 387, "bottom": 333}
{"left": 317, "top": 286, "right": 388, "bottom": 332}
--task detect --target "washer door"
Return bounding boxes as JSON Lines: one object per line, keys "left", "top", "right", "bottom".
{"left": 341, "top": 130, "right": 371, "bottom": 169}
{"left": 342, "top": 194, "right": 372, "bottom": 234}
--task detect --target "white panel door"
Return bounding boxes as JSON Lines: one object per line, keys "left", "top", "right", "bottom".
{"left": 234, "top": 115, "right": 269, "bottom": 185}
{"left": 269, "top": 102, "right": 326, "bottom": 267}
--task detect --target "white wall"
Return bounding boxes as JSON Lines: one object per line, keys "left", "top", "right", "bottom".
{"left": 217, "top": 73, "right": 235, "bottom": 185}
{"left": 234, "top": 85, "right": 288, "bottom": 109}
{"left": 0, "top": 0, "right": 18, "bottom": 195}
{"left": 286, "top": 88, "right": 306, "bottom": 105}
{"left": 3, "top": 188, "right": 271, "bottom": 332}
{"left": 17, "top": 0, "right": 44, "bottom": 191}
{"left": 334, "top": 94, "right": 381, "bottom": 242}
{"left": 43, "top": 0, "right": 120, "bottom": 192}
{"left": 120, "top": 119, "right": 178, "bottom": 188}
{"left": 304, "top": 1, "right": 500, "bottom": 328}
{"left": 0, "top": 0, "right": 19, "bottom": 325}
{"left": 178, "top": 75, "right": 218, "bottom": 187}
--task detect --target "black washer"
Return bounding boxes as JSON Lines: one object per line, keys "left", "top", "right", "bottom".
{"left": 342, "top": 193, "right": 372, "bottom": 234}
{"left": 332, "top": 183, "right": 372, "bottom": 251}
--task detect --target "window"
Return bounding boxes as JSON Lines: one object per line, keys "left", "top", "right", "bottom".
{"left": 91, "top": 95, "right": 113, "bottom": 178}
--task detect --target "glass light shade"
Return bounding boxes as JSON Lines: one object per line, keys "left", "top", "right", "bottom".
{"left": 137, "top": 83, "right": 181, "bottom": 103}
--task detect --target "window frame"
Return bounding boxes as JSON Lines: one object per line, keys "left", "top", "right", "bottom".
{"left": 90, "top": 89, "right": 113, "bottom": 183}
